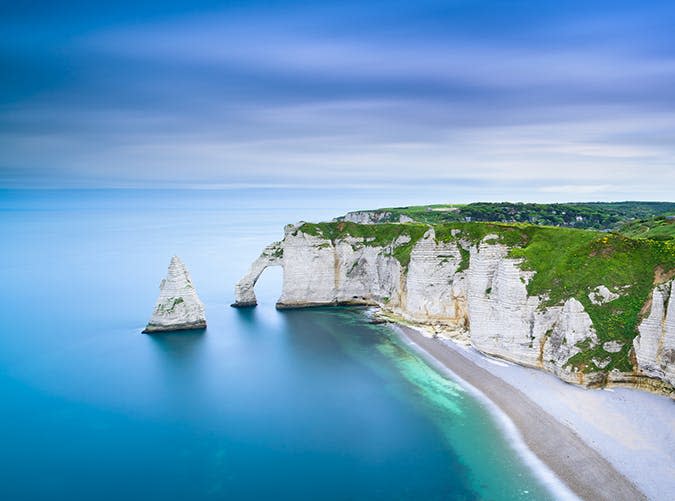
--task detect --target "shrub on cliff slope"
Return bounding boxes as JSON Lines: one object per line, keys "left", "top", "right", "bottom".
{"left": 618, "top": 216, "right": 675, "bottom": 241}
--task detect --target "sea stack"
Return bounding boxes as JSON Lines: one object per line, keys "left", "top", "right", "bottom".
{"left": 143, "top": 256, "right": 206, "bottom": 333}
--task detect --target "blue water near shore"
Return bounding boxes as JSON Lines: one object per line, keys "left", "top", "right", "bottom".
{"left": 0, "top": 189, "right": 554, "bottom": 500}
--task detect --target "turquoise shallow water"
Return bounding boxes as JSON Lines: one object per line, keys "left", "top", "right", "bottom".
{"left": 0, "top": 189, "right": 554, "bottom": 500}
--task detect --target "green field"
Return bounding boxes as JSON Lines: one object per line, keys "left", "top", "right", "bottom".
{"left": 617, "top": 216, "right": 675, "bottom": 241}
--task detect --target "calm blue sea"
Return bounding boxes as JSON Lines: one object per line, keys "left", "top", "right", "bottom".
{"left": 0, "top": 189, "right": 555, "bottom": 500}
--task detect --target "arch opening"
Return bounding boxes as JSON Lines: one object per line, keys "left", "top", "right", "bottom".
{"left": 232, "top": 241, "right": 284, "bottom": 307}
{"left": 250, "top": 264, "right": 283, "bottom": 307}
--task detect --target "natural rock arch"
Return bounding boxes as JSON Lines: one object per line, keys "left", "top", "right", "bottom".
{"left": 232, "top": 242, "right": 283, "bottom": 307}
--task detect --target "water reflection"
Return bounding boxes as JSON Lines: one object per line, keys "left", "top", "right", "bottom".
{"left": 232, "top": 306, "right": 257, "bottom": 326}
{"left": 147, "top": 329, "right": 207, "bottom": 365}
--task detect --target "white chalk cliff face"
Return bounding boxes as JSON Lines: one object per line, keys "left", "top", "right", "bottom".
{"left": 340, "top": 210, "right": 414, "bottom": 224}
{"left": 234, "top": 225, "right": 673, "bottom": 394}
{"left": 633, "top": 280, "right": 675, "bottom": 387}
{"left": 144, "top": 256, "right": 206, "bottom": 333}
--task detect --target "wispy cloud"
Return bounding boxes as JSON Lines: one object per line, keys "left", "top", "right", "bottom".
{"left": 1, "top": 0, "right": 674, "bottom": 200}
{"left": 539, "top": 184, "right": 619, "bottom": 194}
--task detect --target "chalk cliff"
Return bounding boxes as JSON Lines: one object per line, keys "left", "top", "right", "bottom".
{"left": 144, "top": 256, "right": 206, "bottom": 333}
{"left": 340, "top": 210, "right": 414, "bottom": 224}
{"left": 633, "top": 280, "right": 675, "bottom": 387}
{"left": 234, "top": 222, "right": 674, "bottom": 394}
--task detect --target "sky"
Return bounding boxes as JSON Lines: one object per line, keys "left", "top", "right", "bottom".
{"left": 1, "top": 0, "right": 674, "bottom": 201}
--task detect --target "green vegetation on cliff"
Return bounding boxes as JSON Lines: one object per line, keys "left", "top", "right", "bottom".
{"left": 508, "top": 228, "right": 674, "bottom": 372}
{"left": 434, "top": 222, "right": 672, "bottom": 371}
{"left": 299, "top": 221, "right": 428, "bottom": 267}
{"left": 299, "top": 219, "right": 675, "bottom": 374}
{"left": 300, "top": 220, "right": 535, "bottom": 267}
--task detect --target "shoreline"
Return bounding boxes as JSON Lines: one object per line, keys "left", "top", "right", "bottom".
{"left": 392, "top": 323, "right": 649, "bottom": 501}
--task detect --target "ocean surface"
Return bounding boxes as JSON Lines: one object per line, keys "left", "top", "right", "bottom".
{"left": 0, "top": 189, "right": 555, "bottom": 500}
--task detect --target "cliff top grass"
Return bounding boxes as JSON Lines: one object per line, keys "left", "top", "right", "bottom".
{"left": 299, "top": 220, "right": 675, "bottom": 373}
{"left": 298, "top": 221, "right": 429, "bottom": 267}
{"left": 299, "top": 220, "right": 541, "bottom": 267}
{"left": 617, "top": 215, "right": 675, "bottom": 241}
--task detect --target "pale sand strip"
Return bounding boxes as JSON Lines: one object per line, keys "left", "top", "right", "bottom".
{"left": 395, "top": 324, "right": 647, "bottom": 501}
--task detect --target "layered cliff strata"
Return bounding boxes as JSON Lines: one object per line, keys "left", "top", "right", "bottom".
{"left": 144, "top": 256, "right": 206, "bottom": 333}
{"left": 234, "top": 222, "right": 674, "bottom": 394}
{"left": 633, "top": 280, "right": 675, "bottom": 386}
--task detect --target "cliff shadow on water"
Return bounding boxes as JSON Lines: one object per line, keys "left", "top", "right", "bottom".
{"left": 146, "top": 329, "right": 209, "bottom": 384}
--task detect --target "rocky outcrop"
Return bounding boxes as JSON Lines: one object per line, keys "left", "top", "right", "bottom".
{"left": 403, "top": 230, "right": 468, "bottom": 329}
{"left": 232, "top": 242, "right": 283, "bottom": 307}
{"left": 633, "top": 280, "right": 675, "bottom": 387}
{"left": 276, "top": 225, "right": 404, "bottom": 308}
{"left": 234, "top": 224, "right": 673, "bottom": 394}
{"left": 588, "top": 285, "right": 620, "bottom": 305}
{"left": 339, "top": 210, "right": 413, "bottom": 224}
{"left": 144, "top": 256, "right": 206, "bottom": 333}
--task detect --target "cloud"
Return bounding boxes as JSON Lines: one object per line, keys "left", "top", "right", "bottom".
{"left": 538, "top": 184, "right": 619, "bottom": 194}
{"left": 0, "top": 0, "right": 674, "bottom": 199}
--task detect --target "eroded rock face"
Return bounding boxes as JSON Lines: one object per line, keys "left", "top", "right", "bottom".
{"left": 275, "top": 224, "right": 403, "bottom": 308}
{"left": 403, "top": 229, "right": 468, "bottom": 328}
{"left": 234, "top": 226, "right": 672, "bottom": 392}
{"left": 340, "top": 210, "right": 413, "bottom": 224}
{"left": 233, "top": 242, "right": 283, "bottom": 307}
{"left": 603, "top": 341, "right": 624, "bottom": 353}
{"left": 466, "top": 241, "right": 545, "bottom": 367}
{"left": 542, "top": 298, "right": 598, "bottom": 382}
{"left": 588, "top": 285, "right": 620, "bottom": 305}
{"left": 634, "top": 280, "right": 675, "bottom": 386}
{"left": 144, "top": 256, "right": 206, "bottom": 333}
